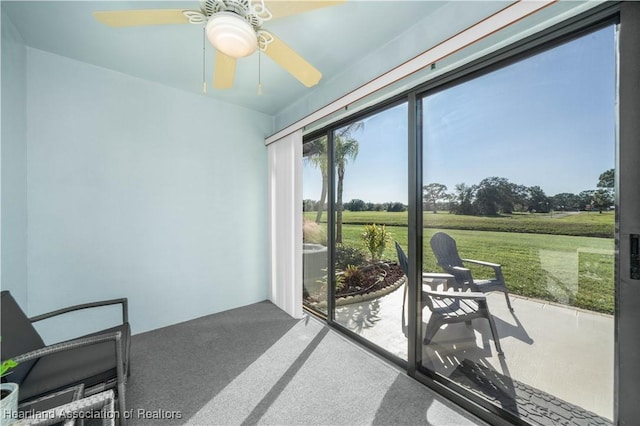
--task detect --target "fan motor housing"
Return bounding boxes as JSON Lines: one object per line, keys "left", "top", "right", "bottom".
{"left": 206, "top": 12, "right": 258, "bottom": 57}
{"left": 201, "top": 0, "right": 262, "bottom": 29}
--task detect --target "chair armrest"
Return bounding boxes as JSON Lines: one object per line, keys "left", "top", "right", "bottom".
{"left": 424, "top": 290, "right": 486, "bottom": 301}
{"left": 12, "top": 331, "right": 123, "bottom": 366}
{"left": 462, "top": 258, "right": 501, "bottom": 269}
{"left": 462, "top": 259, "right": 504, "bottom": 281}
{"left": 421, "top": 272, "right": 455, "bottom": 279}
{"left": 29, "top": 298, "right": 128, "bottom": 324}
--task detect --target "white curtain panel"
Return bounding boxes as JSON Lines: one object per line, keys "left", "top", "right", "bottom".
{"left": 267, "top": 130, "right": 303, "bottom": 318}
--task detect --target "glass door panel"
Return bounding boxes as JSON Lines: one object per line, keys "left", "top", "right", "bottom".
{"left": 419, "top": 26, "right": 616, "bottom": 422}
{"left": 331, "top": 103, "right": 409, "bottom": 360}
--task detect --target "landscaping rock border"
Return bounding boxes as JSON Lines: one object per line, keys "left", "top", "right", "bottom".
{"left": 309, "top": 275, "right": 406, "bottom": 311}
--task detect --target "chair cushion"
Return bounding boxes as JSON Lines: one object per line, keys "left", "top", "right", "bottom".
{"left": 19, "top": 323, "right": 130, "bottom": 402}
{"left": 1, "top": 291, "right": 46, "bottom": 385}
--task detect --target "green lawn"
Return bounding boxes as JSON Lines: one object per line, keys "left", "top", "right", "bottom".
{"left": 338, "top": 224, "right": 614, "bottom": 315}
{"left": 305, "top": 210, "right": 614, "bottom": 238}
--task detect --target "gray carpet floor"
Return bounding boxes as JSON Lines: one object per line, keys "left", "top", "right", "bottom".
{"left": 125, "top": 300, "right": 484, "bottom": 426}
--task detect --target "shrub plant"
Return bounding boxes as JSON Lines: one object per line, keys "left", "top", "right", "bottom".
{"left": 343, "top": 264, "right": 365, "bottom": 288}
{"left": 361, "top": 223, "right": 390, "bottom": 261}
{"left": 335, "top": 244, "right": 367, "bottom": 270}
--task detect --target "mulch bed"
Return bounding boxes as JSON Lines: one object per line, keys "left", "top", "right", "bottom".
{"left": 336, "top": 261, "right": 404, "bottom": 298}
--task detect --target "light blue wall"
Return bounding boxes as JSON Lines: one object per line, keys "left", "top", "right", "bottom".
{"left": 1, "top": 9, "right": 28, "bottom": 307}
{"left": 24, "top": 48, "right": 272, "bottom": 341}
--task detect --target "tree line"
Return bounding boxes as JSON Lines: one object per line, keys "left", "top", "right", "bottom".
{"left": 423, "top": 169, "right": 614, "bottom": 215}
{"left": 304, "top": 169, "right": 614, "bottom": 217}
{"left": 303, "top": 199, "right": 407, "bottom": 213}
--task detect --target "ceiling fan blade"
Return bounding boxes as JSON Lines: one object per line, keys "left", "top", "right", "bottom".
{"left": 214, "top": 50, "right": 237, "bottom": 89}
{"left": 265, "top": 1, "right": 346, "bottom": 20}
{"left": 93, "top": 10, "right": 189, "bottom": 27}
{"left": 263, "top": 33, "right": 321, "bottom": 88}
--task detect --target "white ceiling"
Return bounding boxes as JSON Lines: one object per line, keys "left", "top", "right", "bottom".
{"left": 3, "top": 1, "right": 569, "bottom": 116}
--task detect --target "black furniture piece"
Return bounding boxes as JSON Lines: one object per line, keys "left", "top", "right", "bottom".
{"left": 395, "top": 242, "right": 503, "bottom": 355}
{"left": 1, "top": 291, "right": 130, "bottom": 424}
{"left": 430, "top": 232, "right": 514, "bottom": 312}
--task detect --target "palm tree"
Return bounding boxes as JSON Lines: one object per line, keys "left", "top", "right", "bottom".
{"left": 304, "top": 137, "right": 328, "bottom": 223}
{"left": 303, "top": 122, "right": 363, "bottom": 236}
{"left": 335, "top": 136, "right": 359, "bottom": 243}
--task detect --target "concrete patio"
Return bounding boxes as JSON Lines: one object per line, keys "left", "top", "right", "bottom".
{"left": 334, "top": 282, "right": 613, "bottom": 421}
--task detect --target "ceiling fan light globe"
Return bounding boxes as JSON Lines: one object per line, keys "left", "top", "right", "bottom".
{"left": 206, "top": 12, "right": 257, "bottom": 58}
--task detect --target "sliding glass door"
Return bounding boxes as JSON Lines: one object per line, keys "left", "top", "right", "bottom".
{"left": 419, "top": 24, "right": 616, "bottom": 422}
{"left": 301, "top": 14, "right": 622, "bottom": 425}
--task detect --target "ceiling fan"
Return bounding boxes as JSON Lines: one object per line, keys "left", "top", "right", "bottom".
{"left": 94, "top": 0, "right": 344, "bottom": 91}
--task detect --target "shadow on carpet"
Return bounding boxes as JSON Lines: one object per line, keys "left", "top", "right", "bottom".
{"left": 448, "top": 359, "right": 611, "bottom": 426}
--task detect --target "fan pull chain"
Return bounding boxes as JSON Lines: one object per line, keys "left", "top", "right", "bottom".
{"left": 202, "top": 26, "right": 207, "bottom": 94}
{"left": 257, "top": 51, "right": 263, "bottom": 96}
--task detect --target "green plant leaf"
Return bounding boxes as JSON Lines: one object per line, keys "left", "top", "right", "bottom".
{"left": 1, "top": 359, "right": 18, "bottom": 378}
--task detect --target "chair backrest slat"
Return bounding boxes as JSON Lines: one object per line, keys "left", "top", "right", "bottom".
{"left": 394, "top": 242, "right": 435, "bottom": 311}
{"left": 430, "top": 232, "right": 464, "bottom": 268}
{"left": 395, "top": 242, "right": 409, "bottom": 276}
{"left": 430, "top": 232, "right": 472, "bottom": 288}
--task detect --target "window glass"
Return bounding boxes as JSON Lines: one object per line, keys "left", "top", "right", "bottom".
{"left": 420, "top": 26, "right": 616, "bottom": 422}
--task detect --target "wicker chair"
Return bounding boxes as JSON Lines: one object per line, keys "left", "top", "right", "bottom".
{"left": 20, "top": 390, "right": 116, "bottom": 426}
{"left": 430, "top": 232, "right": 514, "bottom": 312}
{"left": 0, "top": 291, "right": 130, "bottom": 424}
{"left": 395, "top": 242, "right": 503, "bottom": 355}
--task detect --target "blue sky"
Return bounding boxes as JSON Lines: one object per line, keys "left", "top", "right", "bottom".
{"left": 303, "top": 25, "right": 616, "bottom": 204}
